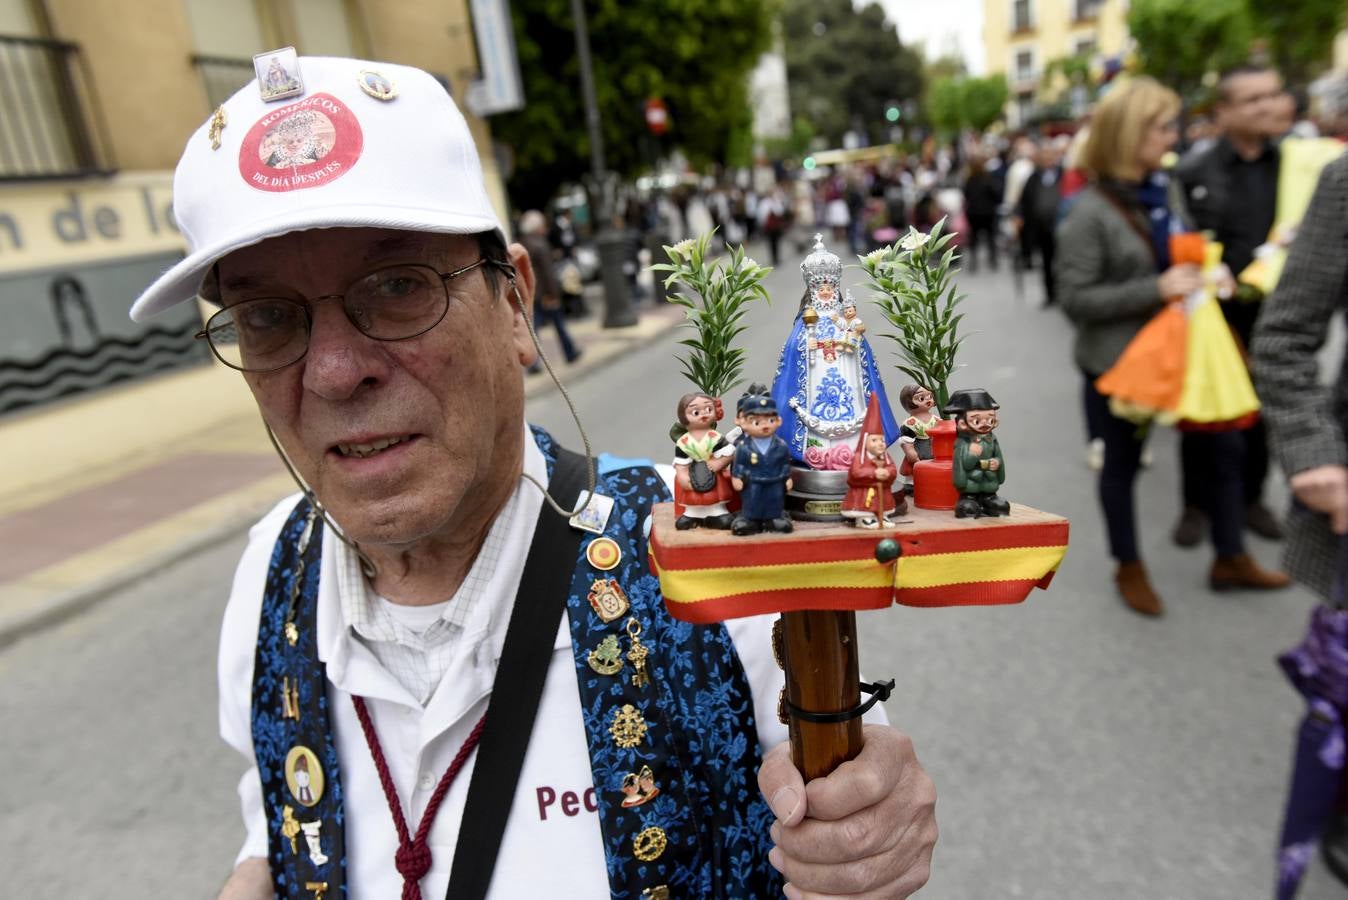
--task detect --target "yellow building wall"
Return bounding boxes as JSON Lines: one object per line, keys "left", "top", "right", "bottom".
{"left": 984, "top": 0, "right": 1130, "bottom": 124}
{"left": 44, "top": 0, "right": 209, "bottom": 171}
{"left": 19, "top": 0, "right": 508, "bottom": 229}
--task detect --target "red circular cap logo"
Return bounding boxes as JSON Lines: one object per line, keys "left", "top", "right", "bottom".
{"left": 239, "top": 93, "right": 363, "bottom": 193}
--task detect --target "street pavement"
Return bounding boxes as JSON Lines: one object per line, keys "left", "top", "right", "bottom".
{"left": 2, "top": 242, "right": 1344, "bottom": 898}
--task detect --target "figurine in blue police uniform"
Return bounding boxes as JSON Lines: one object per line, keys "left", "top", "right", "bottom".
{"left": 730, "top": 385, "right": 795, "bottom": 535}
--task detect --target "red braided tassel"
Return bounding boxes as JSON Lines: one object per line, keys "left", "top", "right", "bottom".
{"left": 353, "top": 695, "right": 486, "bottom": 900}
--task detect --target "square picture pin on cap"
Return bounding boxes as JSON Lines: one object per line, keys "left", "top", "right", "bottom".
{"left": 254, "top": 46, "right": 304, "bottom": 102}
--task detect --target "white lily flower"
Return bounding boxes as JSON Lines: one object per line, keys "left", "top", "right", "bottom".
{"left": 899, "top": 229, "right": 930, "bottom": 252}
{"left": 860, "top": 247, "right": 889, "bottom": 266}
{"left": 666, "top": 238, "right": 697, "bottom": 259}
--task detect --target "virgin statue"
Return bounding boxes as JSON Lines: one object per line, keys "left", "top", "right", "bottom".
{"left": 770, "top": 235, "right": 899, "bottom": 471}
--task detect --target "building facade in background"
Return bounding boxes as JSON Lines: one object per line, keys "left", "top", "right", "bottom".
{"left": 0, "top": 0, "right": 507, "bottom": 417}
{"left": 984, "top": 0, "right": 1348, "bottom": 131}
{"left": 981, "top": 0, "right": 1129, "bottom": 128}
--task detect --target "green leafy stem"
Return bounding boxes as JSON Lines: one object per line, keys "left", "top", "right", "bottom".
{"left": 650, "top": 232, "right": 772, "bottom": 399}
{"left": 857, "top": 219, "right": 967, "bottom": 411}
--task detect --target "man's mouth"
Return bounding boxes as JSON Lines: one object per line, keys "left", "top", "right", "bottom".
{"left": 334, "top": 435, "right": 412, "bottom": 459}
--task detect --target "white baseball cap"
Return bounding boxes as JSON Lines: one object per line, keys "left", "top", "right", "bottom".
{"left": 130, "top": 55, "right": 504, "bottom": 322}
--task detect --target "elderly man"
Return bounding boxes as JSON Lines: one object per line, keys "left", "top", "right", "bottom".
{"left": 131, "top": 57, "right": 936, "bottom": 899}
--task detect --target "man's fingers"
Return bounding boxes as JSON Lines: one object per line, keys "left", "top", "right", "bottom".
{"left": 770, "top": 784, "right": 908, "bottom": 864}
{"left": 770, "top": 810, "right": 936, "bottom": 898}
{"left": 758, "top": 741, "right": 807, "bottom": 825}
{"left": 802, "top": 725, "right": 908, "bottom": 821}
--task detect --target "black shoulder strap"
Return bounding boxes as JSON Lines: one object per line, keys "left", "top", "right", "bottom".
{"left": 446, "top": 448, "right": 591, "bottom": 900}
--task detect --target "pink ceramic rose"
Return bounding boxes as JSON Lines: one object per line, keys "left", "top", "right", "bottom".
{"left": 804, "top": 445, "right": 828, "bottom": 469}
{"left": 824, "top": 445, "right": 853, "bottom": 470}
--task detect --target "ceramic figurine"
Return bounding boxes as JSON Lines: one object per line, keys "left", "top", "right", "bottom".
{"left": 771, "top": 235, "right": 899, "bottom": 471}
{"left": 730, "top": 385, "right": 794, "bottom": 535}
{"left": 945, "top": 388, "right": 1010, "bottom": 519}
{"left": 842, "top": 394, "right": 908, "bottom": 528}
{"left": 672, "top": 392, "right": 737, "bottom": 530}
{"left": 897, "top": 383, "right": 943, "bottom": 493}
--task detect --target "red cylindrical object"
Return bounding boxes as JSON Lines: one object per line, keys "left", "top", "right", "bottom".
{"left": 913, "top": 420, "right": 959, "bottom": 510}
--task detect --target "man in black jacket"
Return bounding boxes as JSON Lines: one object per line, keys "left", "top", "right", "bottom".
{"left": 1017, "top": 140, "right": 1064, "bottom": 307}
{"left": 1173, "top": 63, "right": 1286, "bottom": 546}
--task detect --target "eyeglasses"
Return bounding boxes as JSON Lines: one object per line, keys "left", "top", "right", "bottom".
{"left": 196, "top": 258, "right": 503, "bottom": 372}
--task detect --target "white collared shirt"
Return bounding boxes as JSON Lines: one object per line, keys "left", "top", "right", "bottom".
{"left": 218, "top": 427, "right": 809, "bottom": 898}
{"left": 336, "top": 458, "right": 530, "bottom": 706}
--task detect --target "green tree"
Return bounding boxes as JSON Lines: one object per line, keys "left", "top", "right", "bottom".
{"left": 925, "top": 76, "right": 964, "bottom": 135}
{"left": 962, "top": 75, "right": 1009, "bottom": 131}
{"left": 1128, "top": 0, "right": 1252, "bottom": 102}
{"left": 1246, "top": 0, "right": 1345, "bottom": 85}
{"left": 763, "top": 115, "right": 817, "bottom": 160}
{"left": 924, "top": 75, "right": 1008, "bottom": 135}
{"left": 492, "top": 0, "right": 776, "bottom": 209}
{"left": 780, "top": 0, "right": 924, "bottom": 147}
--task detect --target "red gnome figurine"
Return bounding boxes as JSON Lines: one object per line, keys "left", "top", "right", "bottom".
{"left": 842, "top": 394, "right": 909, "bottom": 528}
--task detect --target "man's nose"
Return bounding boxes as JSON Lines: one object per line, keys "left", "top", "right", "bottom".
{"left": 301, "top": 300, "right": 389, "bottom": 400}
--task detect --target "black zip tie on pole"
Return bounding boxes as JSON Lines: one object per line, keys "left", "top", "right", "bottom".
{"left": 785, "top": 678, "right": 896, "bottom": 724}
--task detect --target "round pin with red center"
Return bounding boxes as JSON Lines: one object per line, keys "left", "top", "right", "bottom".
{"left": 238, "top": 92, "right": 363, "bottom": 193}
{"left": 586, "top": 537, "right": 621, "bottom": 571}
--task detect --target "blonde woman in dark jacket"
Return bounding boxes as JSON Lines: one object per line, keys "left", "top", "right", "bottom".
{"left": 1056, "top": 76, "right": 1290, "bottom": 616}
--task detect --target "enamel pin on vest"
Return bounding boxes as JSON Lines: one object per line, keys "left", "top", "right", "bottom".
{"left": 587, "top": 635, "right": 624, "bottom": 675}
{"left": 569, "top": 491, "right": 614, "bottom": 534}
{"left": 586, "top": 536, "right": 622, "bottom": 570}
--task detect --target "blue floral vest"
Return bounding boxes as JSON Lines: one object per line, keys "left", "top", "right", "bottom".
{"left": 250, "top": 428, "right": 782, "bottom": 898}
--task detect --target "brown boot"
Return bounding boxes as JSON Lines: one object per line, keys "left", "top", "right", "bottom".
{"left": 1115, "top": 561, "right": 1163, "bottom": 616}
{"left": 1209, "top": 553, "right": 1292, "bottom": 591}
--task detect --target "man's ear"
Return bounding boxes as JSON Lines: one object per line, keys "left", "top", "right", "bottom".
{"left": 505, "top": 241, "right": 537, "bottom": 366}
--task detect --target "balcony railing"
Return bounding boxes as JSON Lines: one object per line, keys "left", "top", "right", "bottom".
{"left": 192, "top": 54, "right": 255, "bottom": 111}
{"left": 0, "top": 35, "right": 115, "bottom": 181}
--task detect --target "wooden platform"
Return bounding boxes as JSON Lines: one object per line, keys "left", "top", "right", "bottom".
{"left": 648, "top": 501, "right": 1070, "bottom": 623}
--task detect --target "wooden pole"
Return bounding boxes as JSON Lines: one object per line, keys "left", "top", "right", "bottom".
{"left": 781, "top": 609, "right": 864, "bottom": 781}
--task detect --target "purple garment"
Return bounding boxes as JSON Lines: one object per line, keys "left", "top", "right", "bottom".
{"left": 1276, "top": 606, "right": 1348, "bottom": 899}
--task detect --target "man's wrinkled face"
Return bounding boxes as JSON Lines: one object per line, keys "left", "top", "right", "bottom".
{"left": 217, "top": 227, "right": 534, "bottom": 548}
{"left": 965, "top": 410, "right": 996, "bottom": 435}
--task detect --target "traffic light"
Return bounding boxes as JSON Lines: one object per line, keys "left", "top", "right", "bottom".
{"left": 885, "top": 104, "right": 901, "bottom": 123}
{"left": 802, "top": 156, "right": 817, "bottom": 170}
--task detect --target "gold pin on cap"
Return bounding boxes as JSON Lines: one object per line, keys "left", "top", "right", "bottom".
{"left": 208, "top": 106, "right": 227, "bottom": 150}
{"left": 357, "top": 69, "right": 397, "bottom": 101}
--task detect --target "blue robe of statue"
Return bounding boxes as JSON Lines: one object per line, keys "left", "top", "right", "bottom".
{"left": 770, "top": 308, "right": 900, "bottom": 467}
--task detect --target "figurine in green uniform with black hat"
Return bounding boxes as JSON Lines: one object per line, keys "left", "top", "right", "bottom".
{"left": 946, "top": 388, "right": 1010, "bottom": 519}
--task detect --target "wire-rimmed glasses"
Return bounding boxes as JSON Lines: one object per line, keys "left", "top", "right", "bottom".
{"left": 196, "top": 258, "right": 494, "bottom": 372}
